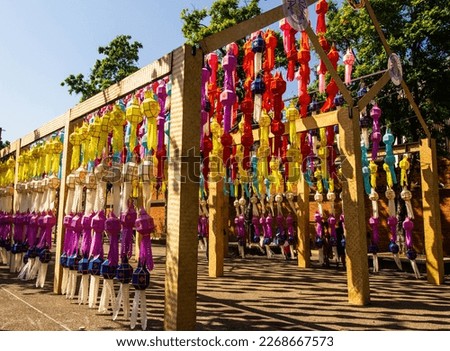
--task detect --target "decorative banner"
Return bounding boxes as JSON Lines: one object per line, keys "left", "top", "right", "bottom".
{"left": 282, "top": 0, "right": 310, "bottom": 31}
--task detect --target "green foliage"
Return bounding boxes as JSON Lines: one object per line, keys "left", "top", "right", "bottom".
{"left": 61, "top": 35, "right": 143, "bottom": 102}
{"left": 326, "top": 0, "right": 450, "bottom": 150}
{"left": 181, "top": 0, "right": 262, "bottom": 46}
{"left": 0, "top": 140, "right": 10, "bottom": 151}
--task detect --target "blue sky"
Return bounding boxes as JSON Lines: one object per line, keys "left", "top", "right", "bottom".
{"left": 0, "top": 0, "right": 327, "bottom": 144}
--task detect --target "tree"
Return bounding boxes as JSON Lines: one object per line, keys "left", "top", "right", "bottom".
{"left": 325, "top": 0, "right": 450, "bottom": 152}
{"left": 181, "top": 0, "right": 262, "bottom": 46}
{"left": 61, "top": 35, "right": 143, "bottom": 102}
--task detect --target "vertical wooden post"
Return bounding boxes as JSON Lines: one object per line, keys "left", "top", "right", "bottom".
{"left": 419, "top": 138, "right": 444, "bottom": 285}
{"left": 164, "top": 45, "right": 202, "bottom": 330}
{"left": 13, "top": 140, "right": 22, "bottom": 213}
{"left": 337, "top": 108, "right": 370, "bottom": 305}
{"left": 53, "top": 111, "right": 73, "bottom": 294}
{"left": 208, "top": 177, "right": 224, "bottom": 277}
{"left": 297, "top": 174, "right": 310, "bottom": 267}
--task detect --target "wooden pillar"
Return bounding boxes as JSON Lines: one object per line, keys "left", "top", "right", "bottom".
{"left": 208, "top": 177, "right": 225, "bottom": 277}
{"left": 53, "top": 111, "right": 73, "bottom": 294}
{"left": 419, "top": 138, "right": 444, "bottom": 285}
{"left": 12, "top": 140, "right": 22, "bottom": 213}
{"left": 164, "top": 45, "right": 202, "bottom": 330}
{"left": 297, "top": 174, "right": 310, "bottom": 267}
{"left": 337, "top": 108, "right": 370, "bottom": 305}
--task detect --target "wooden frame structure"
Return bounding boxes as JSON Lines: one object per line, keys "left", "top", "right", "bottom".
{"left": 0, "top": 0, "right": 444, "bottom": 331}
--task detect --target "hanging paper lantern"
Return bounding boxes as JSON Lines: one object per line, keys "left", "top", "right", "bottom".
{"left": 110, "top": 104, "right": 126, "bottom": 154}
{"left": 141, "top": 90, "right": 160, "bottom": 154}
{"left": 126, "top": 96, "right": 143, "bottom": 150}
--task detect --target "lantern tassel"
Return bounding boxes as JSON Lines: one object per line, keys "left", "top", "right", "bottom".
{"left": 18, "top": 258, "right": 34, "bottom": 280}
{"left": 113, "top": 283, "right": 130, "bottom": 321}
{"left": 61, "top": 267, "right": 69, "bottom": 294}
{"left": 98, "top": 279, "right": 116, "bottom": 314}
{"left": 88, "top": 275, "right": 100, "bottom": 308}
{"left": 0, "top": 247, "right": 7, "bottom": 265}
{"left": 372, "top": 253, "right": 379, "bottom": 273}
{"left": 318, "top": 248, "right": 324, "bottom": 265}
{"left": 35, "top": 263, "right": 48, "bottom": 288}
{"left": 130, "top": 290, "right": 147, "bottom": 331}
{"left": 393, "top": 254, "right": 403, "bottom": 270}
{"left": 411, "top": 260, "right": 421, "bottom": 279}
{"left": 66, "top": 270, "right": 78, "bottom": 299}
{"left": 78, "top": 274, "right": 90, "bottom": 305}
{"left": 29, "top": 259, "right": 41, "bottom": 280}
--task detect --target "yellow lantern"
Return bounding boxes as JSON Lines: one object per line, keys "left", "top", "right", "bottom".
{"left": 140, "top": 90, "right": 160, "bottom": 153}
{"left": 69, "top": 128, "right": 82, "bottom": 171}
{"left": 126, "top": 96, "right": 143, "bottom": 150}
{"left": 285, "top": 101, "right": 299, "bottom": 148}
{"left": 51, "top": 137, "right": 63, "bottom": 175}
{"left": 99, "top": 112, "right": 111, "bottom": 153}
{"left": 109, "top": 104, "right": 126, "bottom": 153}
{"left": 87, "top": 117, "right": 102, "bottom": 162}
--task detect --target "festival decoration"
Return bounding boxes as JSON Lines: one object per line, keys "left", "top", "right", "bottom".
{"left": 131, "top": 208, "right": 155, "bottom": 330}
{"left": 343, "top": 48, "right": 355, "bottom": 86}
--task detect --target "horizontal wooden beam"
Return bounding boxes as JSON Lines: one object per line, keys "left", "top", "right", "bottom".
{"left": 199, "top": 1, "right": 321, "bottom": 54}
{"left": 200, "top": 6, "right": 284, "bottom": 53}
{"left": 357, "top": 70, "right": 390, "bottom": 110}
{"left": 70, "top": 52, "right": 172, "bottom": 121}
{"left": 233, "top": 109, "right": 340, "bottom": 144}
{"left": 0, "top": 139, "right": 20, "bottom": 158}
{"left": 20, "top": 112, "right": 67, "bottom": 147}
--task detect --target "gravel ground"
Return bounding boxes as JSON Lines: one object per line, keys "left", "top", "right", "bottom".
{"left": 1, "top": 244, "right": 449, "bottom": 331}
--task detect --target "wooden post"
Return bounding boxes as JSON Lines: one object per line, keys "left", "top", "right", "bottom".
{"left": 419, "top": 138, "right": 444, "bottom": 285}
{"left": 208, "top": 177, "right": 225, "bottom": 277}
{"left": 164, "top": 45, "right": 202, "bottom": 330}
{"left": 337, "top": 108, "right": 370, "bottom": 305}
{"left": 297, "top": 174, "right": 310, "bottom": 268}
{"left": 53, "top": 111, "right": 73, "bottom": 294}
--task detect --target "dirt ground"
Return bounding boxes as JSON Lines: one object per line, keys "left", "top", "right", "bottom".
{"left": 1, "top": 244, "right": 449, "bottom": 331}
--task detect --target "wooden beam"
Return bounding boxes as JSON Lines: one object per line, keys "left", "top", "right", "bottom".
{"left": 364, "top": 1, "right": 392, "bottom": 57}
{"left": 357, "top": 70, "right": 390, "bottom": 110}
{"left": 164, "top": 45, "right": 202, "bottom": 331}
{"left": 53, "top": 111, "right": 73, "bottom": 294}
{"left": 364, "top": 1, "right": 431, "bottom": 139}
{"left": 200, "top": 6, "right": 284, "bottom": 53}
{"left": 401, "top": 80, "right": 431, "bottom": 140}
{"left": 208, "top": 178, "right": 225, "bottom": 277}
{"left": 297, "top": 174, "right": 310, "bottom": 268}
{"left": 69, "top": 53, "right": 172, "bottom": 122}
{"left": 419, "top": 138, "right": 444, "bottom": 285}
{"left": 337, "top": 107, "right": 370, "bottom": 305}
{"left": 199, "top": 1, "right": 321, "bottom": 54}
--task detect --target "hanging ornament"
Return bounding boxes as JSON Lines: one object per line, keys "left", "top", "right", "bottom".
{"left": 386, "top": 188, "right": 402, "bottom": 270}
{"left": 403, "top": 217, "right": 420, "bottom": 279}
{"left": 88, "top": 209, "right": 105, "bottom": 309}
{"left": 314, "top": 211, "right": 325, "bottom": 265}
{"left": 371, "top": 104, "right": 382, "bottom": 160}
{"left": 320, "top": 44, "right": 339, "bottom": 112}
{"left": 343, "top": 48, "right": 355, "bottom": 85}
{"left": 126, "top": 96, "right": 143, "bottom": 152}
{"left": 131, "top": 208, "right": 155, "bottom": 330}
{"left": 98, "top": 211, "right": 120, "bottom": 314}
{"left": 382, "top": 128, "right": 397, "bottom": 187}
{"left": 65, "top": 212, "right": 82, "bottom": 298}
{"left": 279, "top": 18, "right": 298, "bottom": 82}
{"left": 156, "top": 80, "right": 168, "bottom": 191}
{"left": 113, "top": 204, "right": 136, "bottom": 320}
{"left": 270, "top": 72, "right": 287, "bottom": 157}
{"left": 297, "top": 30, "right": 311, "bottom": 117}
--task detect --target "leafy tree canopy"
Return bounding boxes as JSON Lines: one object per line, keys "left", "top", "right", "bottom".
{"left": 326, "top": 0, "right": 450, "bottom": 149}
{"left": 61, "top": 35, "right": 143, "bottom": 102}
